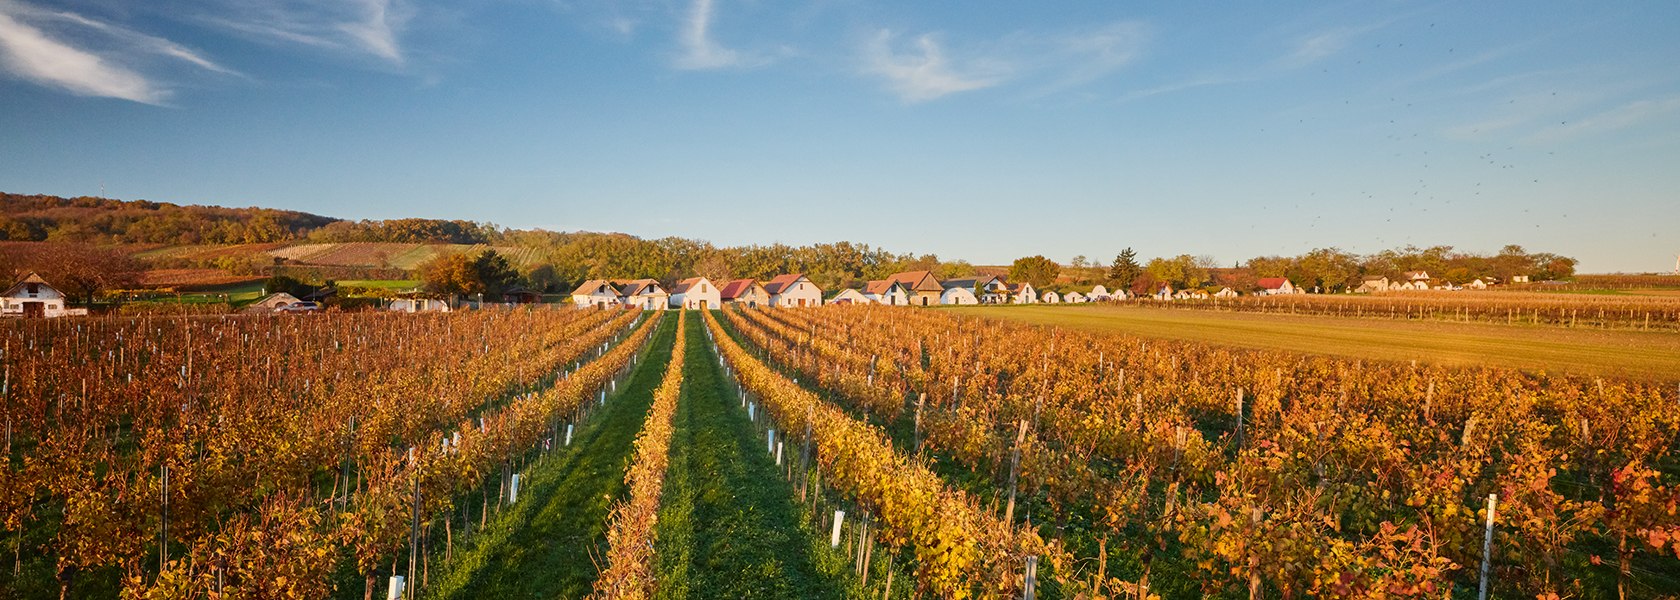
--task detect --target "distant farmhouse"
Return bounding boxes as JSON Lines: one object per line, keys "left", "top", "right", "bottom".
{"left": 1, "top": 273, "right": 84, "bottom": 318}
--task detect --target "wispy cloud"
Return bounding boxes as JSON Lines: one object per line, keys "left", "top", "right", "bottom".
{"left": 861, "top": 29, "right": 1002, "bottom": 103}
{"left": 195, "top": 0, "right": 410, "bottom": 65}
{"left": 1022, "top": 21, "right": 1148, "bottom": 94}
{"left": 673, "top": 0, "right": 761, "bottom": 70}
{"left": 0, "top": 0, "right": 237, "bottom": 104}
{"left": 1276, "top": 22, "right": 1385, "bottom": 69}
{"left": 1525, "top": 95, "right": 1680, "bottom": 143}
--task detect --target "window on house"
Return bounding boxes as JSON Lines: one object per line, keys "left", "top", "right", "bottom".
{"left": 26, "top": 283, "right": 39, "bottom": 295}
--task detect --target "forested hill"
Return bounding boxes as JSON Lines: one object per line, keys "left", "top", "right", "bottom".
{"left": 0, "top": 193, "right": 338, "bottom": 244}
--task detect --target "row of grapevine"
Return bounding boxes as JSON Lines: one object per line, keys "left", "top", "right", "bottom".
{"left": 742, "top": 305, "right": 1680, "bottom": 598}
{"left": 591, "top": 311, "right": 688, "bottom": 599}
{"left": 0, "top": 309, "right": 647, "bottom": 597}
{"left": 1133, "top": 290, "right": 1680, "bottom": 331}
{"left": 702, "top": 310, "right": 1070, "bottom": 598}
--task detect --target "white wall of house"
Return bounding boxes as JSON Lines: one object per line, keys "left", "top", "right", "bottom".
{"left": 866, "top": 289, "right": 908, "bottom": 305}
{"left": 2, "top": 279, "right": 73, "bottom": 317}
{"left": 670, "top": 278, "right": 722, "bottom": 310}
{"left": 771, "top": 279, "right": 824, "bottom": 307}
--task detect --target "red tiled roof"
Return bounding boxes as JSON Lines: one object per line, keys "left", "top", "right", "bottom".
{"left": 718, "top": 279, "right": 758, "bottom": 300}
{"left": 1257, "top": 277, "right": 1290, "bottom": 289}
{"left": 762, "top": 273, "right": 804, "bottom": 295}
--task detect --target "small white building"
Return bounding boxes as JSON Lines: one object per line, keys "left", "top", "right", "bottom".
{"left": 248, "top": 292, "right": 303, "bottom": 312}
{"left": 1213, "top": 287, "right": 1239, "bottom": 298}
{"left": 764, "top": 274, "right": 823, "bottom": 308}
{"left": 1256, "top": 277, "right": 1301, "bottom": 295}
{"left": 1064, "top": 291, "right": 1087, "bottom": 303}
{"left": 617, "top": 279, "right": 669, "bottom": 310}
{"left": 389, "top": 298, "right": 451, "bottom": 313}
{"left": 828, "top": 288, "right": 871, "bottom": 305}
{"left": 1, "top": 273, "right": 80, "bottom": 318}
{"left": 669, "top": 277, "right": 721, "bottom": 310}
{"left": 1356, "top": 276, "right": 1390, "bottom": 293}
{"left": 720, "top": 279, "right": 770, "bottom": 307}
{"left": 1041, "top": 290, "right": 1061, "bottom": 304}
{"left": 1467, "top": 278, "right": 1489, "bottom": 290}
{"left": 571, "top": 280, "right": 623, "bottom": 309}
{"left": 863, "top": 280, "right": 910, "bottom": 306}
{"left": 1008, "top": 283, "right": 1038, "bottom": 304}
{"left": 939, "top": 285, "right": 978, "bottom": 305}
{"left": 1088, "top": 285, "right": 1111, "bottom": 301}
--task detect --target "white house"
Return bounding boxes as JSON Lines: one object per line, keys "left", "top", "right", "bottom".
{"left": 828, "top": 288, "right": 871, "bottom": 305}
{"left": 670, "top": 277, "right": 722, "bottom": 310}
{"left": 571, "top": 280, "right": 623, "bottom": 309}
{"left": 1, "top": 273, "right": 81, "bottom": 318}
{"left": 1063, "top": 291, "right": 1087, "bottom": 303}
{"left": 1213, "top": 287, "right": 1239, "bottom": 298}
{"left": 939, "top": 284, "right": 979, "bottom": 305}
{"left": 389, "top": 298, "right": 451, "bottom": 313}
{"left": 720, "top": 279, "right": 770, "bottom": 307}
{"left": 1256, "top": 277, "right": 1301, "bottom": 295}
{"left": 1467, "top": 278, "right": 1489, "bottom": 290}
{"left": 764, "top": 273, "right": 823, "bottom": 308}
{"left": 1088, "top": 285, "right": 1111, "bottom": 301}
{"left": 617, "top": 279, "right": 669, "bottom": 310}
{"left": 1154, "top": 285, "right": 1174, "bottom": 301}
{"left": 1356, "top": 276, "right": 1391, "bottom": 293}
{"left": 863, "top": 280, "right": 910, "bottom": 306}
{"left": 1008, "top": 283, "right": 1038, "bottom": 304}
{"left": 1173, "top": 289, "right": 1209, "bottom": 300}
{"left": 1041, "top": 290, "right": 1061, "bottom": 304}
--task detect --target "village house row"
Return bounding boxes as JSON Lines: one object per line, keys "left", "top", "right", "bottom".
{"left": 565, "top": 270, "right": 1316, "bottom": 310}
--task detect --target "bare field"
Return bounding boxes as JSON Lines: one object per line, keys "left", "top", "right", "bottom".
{"left": 953, "top": 304, "right": 1680, "bottom": 381}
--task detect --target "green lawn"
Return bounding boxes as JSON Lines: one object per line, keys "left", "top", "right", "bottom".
{"left": 953, "top": 304, "right": 1680, "bottom": 381}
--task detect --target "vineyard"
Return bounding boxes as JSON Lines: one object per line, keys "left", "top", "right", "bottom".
{"left": 3, "top": 305, "right": 1678, "bottom": 599}
{"left": 1108, "top": 290, "right": 1680, "bottom": 332}
{"left": 714, "top": 304, "right": 1680, "bottom": 598}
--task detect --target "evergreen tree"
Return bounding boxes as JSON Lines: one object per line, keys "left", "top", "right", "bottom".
{"left": 1108, "top": 248, "right": 1142, "bottom": 288}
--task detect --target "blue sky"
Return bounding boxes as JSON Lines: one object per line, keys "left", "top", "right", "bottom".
{"left": 1, "top": 1, "right": 1677, "bottom": 272}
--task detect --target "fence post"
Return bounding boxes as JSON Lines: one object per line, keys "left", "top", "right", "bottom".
{"left": 1022, "top": 555, "right": 1038, "bottom": 600}
{"left": 1004, "top": 420, "right": 1028, "bottom": 524}
{"left": 1478, "top": 494, "right": 1498, "bottom": 600}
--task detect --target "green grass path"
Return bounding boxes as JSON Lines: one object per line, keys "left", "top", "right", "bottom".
{"left": 653, "top": 314, "right": 852, "bottom": 600}
{"left": 424, "top": 315, "right": 677, "bottom": 600}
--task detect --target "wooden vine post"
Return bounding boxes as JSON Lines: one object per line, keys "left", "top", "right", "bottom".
{"left": 1005, "top": 419, "right": 1029, "bottom": 524}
